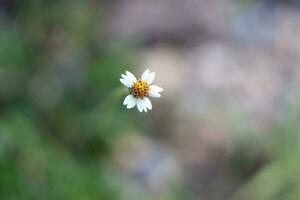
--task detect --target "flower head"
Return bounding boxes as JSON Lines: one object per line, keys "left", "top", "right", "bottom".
{"left": 120, "top": 69, "right": 163, "bottom": 112}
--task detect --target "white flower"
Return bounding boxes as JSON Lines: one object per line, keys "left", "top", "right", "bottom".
{"left": 120, "top": 69, "right": 163, "bottom": 112}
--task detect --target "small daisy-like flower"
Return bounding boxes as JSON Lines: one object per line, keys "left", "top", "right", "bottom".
{"left": 120, "top": 69, "right": 163, "bottom": 112}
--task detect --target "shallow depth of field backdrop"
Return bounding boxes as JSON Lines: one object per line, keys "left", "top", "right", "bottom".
{"left": 0, "top": 0, "right": 300, "bottom": 200}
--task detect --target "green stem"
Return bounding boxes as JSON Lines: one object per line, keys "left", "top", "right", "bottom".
{"left": 93, "top": 86, "right": 128, "bottom": 135}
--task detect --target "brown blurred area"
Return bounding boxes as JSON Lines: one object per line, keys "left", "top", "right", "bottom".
{"left": 105, "top": 0, "right": 300, "bottom": 199}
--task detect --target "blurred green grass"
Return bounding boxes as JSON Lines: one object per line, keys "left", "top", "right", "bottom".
{"left": 232, "top": 105, "right": 300, "bottom": 200}
{"left": 0, "top": 1, "right": 137, "bottom": 199}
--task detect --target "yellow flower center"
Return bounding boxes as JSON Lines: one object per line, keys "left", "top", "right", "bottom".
{"left": 130, "top": 80, "right": 149, "bottom": 98}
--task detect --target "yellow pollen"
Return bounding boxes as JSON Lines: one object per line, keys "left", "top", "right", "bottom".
{"left": 130, "top": 80, "right": 149, "bottom": 98}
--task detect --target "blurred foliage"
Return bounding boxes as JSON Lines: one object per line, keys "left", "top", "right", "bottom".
{"left": 0, "top": 0, "right": 137, "bottom": 199}
{"left": 232, "top": 105, "right": 300, "bottom": 200}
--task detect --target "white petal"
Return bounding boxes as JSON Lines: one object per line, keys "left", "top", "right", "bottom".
{"left": 127, "top": 99, "right": 137, "bottom": 109}
{"left": 146, "top": 72, "right": 155, "bottom": 85}
{"left": 149, "top": 91, "right": 161, "bottom": 98}
{"left": 126, "top": 71, "right": 137, "bottom": 82}
{"left": 150, "top": 85, "right": 163, "bottom": 93}
{"left": 141, "top": 69, "right": 150, "bottom": 80}
{"left": 143, "top": 102, "right": 148, "bottom": 112}
{"left": 121, "top": 74, "right": 127, "bottom": 79}
{"left": 121, "top": 74, "right": 133, "bottom": 84}
{"left": 121, "top": 72, "right": 136, "bottom": 86}
{"left": 141, "top": 69, "right": 155, "bottom": 85}
{"left": 123, "top": 95, "right": 137, "bottom": 109}
{"left": 143, "top": 97, "right": 152, "bottom": 110}
{"left": 120, "top": 78, "right": 132, "bottom": 88}
{"left": 149, "top": 85, "right": 163, "bottom": 98}
{"left": 136, "top": 98, "right": 145, "bottom": 112}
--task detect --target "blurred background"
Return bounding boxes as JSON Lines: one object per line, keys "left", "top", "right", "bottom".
{"left": 0, "top": 0, "right": 300, "bottom": 199}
